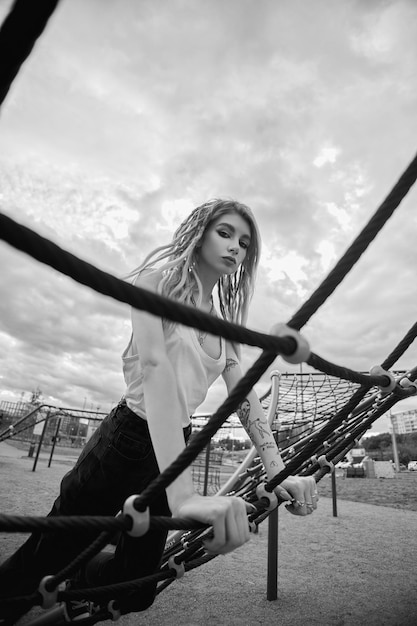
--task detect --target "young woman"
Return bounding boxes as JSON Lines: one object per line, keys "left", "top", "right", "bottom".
{"left": 0, "top": 199, "right": 317, "bottom": 622}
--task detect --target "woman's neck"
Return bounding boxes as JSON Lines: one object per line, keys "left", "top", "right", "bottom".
{"left": 191, "top": 289, "right": 213, "bottom": 311}
{"left": 193, "top": 263, "right": 218, "bottom": 305}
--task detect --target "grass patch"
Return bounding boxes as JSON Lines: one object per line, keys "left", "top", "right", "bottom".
{"left": 317, "top": 471, "right": 417, "bottom": 511}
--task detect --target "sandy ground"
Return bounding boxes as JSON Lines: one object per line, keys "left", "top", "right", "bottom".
{"left": 1, "top": 442, "right": 417, "bottom": 625}
{"left": 121, "top": 498, "right": 417, "bottom": 626}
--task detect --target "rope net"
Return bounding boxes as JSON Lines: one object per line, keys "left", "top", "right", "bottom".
{"left": 1, "top": 0, "right": 417, "bottom": 623}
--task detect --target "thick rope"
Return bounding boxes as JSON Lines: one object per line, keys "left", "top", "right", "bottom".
{"left": 265, "top": 386, "right": 369, "bottom": 489}
{"left": 0, "top": 0, "right": 60, "bottom": 105}
{"left": 0, "top": 213, "right": 294, "bottom": 355}
{"left": 48, "top": 532, "right": 115, "bottom": 591}
{"left": 382, "top": 321, "right": 417, "bottom": 370}
{"left": 307, "top": 353, "right": 391, "bottom": 385}
{"left": 275, "top": 319, "right": 417, "bottom": 475}
{"left": 0, "top": 213, "right": 396, "bottom": 391}
{"left": 265, "top": 326, "right": 417, "bottom": 491}
{"left": 133, "top": 350, "right": 277, "bottom": 509}
{"left": 304, "top": 388, "right": 412, "bottom": 479}
{"left": 288, "top": 152, "right": 417, "bottom": 331}
{"left": 0, "top": 514, "right": 204, "bottom": 535}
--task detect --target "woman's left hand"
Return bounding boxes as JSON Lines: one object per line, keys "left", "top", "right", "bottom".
{"left": 274, "top": 475, "right": 318, "bottom": 516}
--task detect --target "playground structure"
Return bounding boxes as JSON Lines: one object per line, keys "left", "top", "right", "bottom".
{"left": 0, "top": 403, "right": 106, "bottom": 473}
{"left": 1, "top": 362, "right": 416, "bottom": 622}
{"left": 0, "top": 1, "right": 417, "bottom": 624}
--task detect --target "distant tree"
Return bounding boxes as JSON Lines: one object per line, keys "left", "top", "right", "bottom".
{"left": 364, "top": 433, "right": 391, "bottom": 450}
{"left": 364, "top": 436, "right": 379, "bottom": 451}
{"left": 397, "top": 436, "right": 417, "bottom": 465}
{"left": 364, "top": 431, "right": 417, "bottom": 465}
{"left": 398, "top": 444, "right": 415, "bottom": 465}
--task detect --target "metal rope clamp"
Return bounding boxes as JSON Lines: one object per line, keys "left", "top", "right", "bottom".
{"left": 38, "top": 575, "right": 59, "bottom": 609}
{"left": 256, "top": 482, "right": 279, "bottom": 511}
{"left": 270, "top": 323, "right": 310, "bottom": 364}
{"left": 317, "top": 454, "right": 334, "bottom": 473}
{"left": 168, "top": 554, "right": 185, "bottom": 579}
{"left": 123, "top": 495, "right": 150, "bottom": 537}
{"left": 400, "top": 377, "right": 417, "bottom": 395}
{"left": 370, "top": 365, "right": 396, "bottom": 396}
{"left": 106, "top": 599, "right": 121, "bottom": 621}
{"left": 248, "top": 520, "right": 258, "bottom": 534}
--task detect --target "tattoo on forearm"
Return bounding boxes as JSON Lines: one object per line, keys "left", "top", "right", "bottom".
{"left": 236, "top": 398, "right": 251, "bottom": 427}
{"left": 237, "top": 400, "right": 254, "bottom": 442}
{"left": 260, "top": 441, "right": 277, "bottom": 452}
{"left": 237, "top": 398, "right": 271, "bottom": 441}
{"left": 224, "top": 358, "right": 238, "bottom": 373}
{"left": 254, "top": 422, "right": 270, "bottom": 439}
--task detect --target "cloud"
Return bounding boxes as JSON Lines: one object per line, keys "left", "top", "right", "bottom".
{"left": 0, "top": 0, "right": 416, "bottom": 433}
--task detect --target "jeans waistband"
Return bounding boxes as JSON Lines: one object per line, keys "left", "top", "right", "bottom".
{"left": 118, "top": 399, "right": 192, "bottom": 443}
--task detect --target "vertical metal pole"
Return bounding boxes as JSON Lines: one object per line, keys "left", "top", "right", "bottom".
{"left": 32, "top": 411, "right": 49, "bottom": 472}
{"left": 267, "top": 506, "right": 279, "bottom": 600}
{"left": 390, "top": 413, "right": 400, "bottom": 474}
{"left": 331, "top": 468, "right": 338, "bottom": 517}
{"left": 48, "top": 417, "right": 61, "bottom": 468}
{"left": 203, "top": 442, "right": 211, "bottom": 495}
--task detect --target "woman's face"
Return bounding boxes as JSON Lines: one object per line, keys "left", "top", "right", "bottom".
{"left": 197, "top": 212, "right": 252, "bottom": 277}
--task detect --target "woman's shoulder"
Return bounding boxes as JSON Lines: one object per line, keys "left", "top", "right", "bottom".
{"left": 133, "top": 268, "right": 163, "bottom": 292}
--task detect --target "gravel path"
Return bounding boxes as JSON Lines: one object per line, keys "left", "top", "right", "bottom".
{"left": 1, "top": 442, "right": 416, "bottom": 625}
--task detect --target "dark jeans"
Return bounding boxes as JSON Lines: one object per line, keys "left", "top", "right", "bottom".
{"left": 0, "top": 401, "right": 191, "bottom": 618}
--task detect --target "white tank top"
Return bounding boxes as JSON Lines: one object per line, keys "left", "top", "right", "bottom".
{"left": 122, "top": 323, "right": 226, "bottom": 427}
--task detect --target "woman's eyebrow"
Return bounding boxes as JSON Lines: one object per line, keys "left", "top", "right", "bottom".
{"left": 216, "top": 222, "right": 251, "bottom": 242}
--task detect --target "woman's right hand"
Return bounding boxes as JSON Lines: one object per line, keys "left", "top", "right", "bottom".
{"left": 175, "top": 493, "right": 254, "bottom": 555}
{"left": 275, "top": 475, "right": 319, "bottom": 516}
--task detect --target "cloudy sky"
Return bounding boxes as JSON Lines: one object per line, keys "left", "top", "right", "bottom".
{"left": 0, "top": 0, "right": 416, "bottom": 435}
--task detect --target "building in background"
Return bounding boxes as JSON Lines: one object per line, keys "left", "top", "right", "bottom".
{"left": 391, "top": 410, "right": 417, "bottom": 435}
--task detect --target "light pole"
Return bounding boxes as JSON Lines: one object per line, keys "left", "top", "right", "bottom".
{"left": 390, "top": 411, "right": 400, "bottom": 473}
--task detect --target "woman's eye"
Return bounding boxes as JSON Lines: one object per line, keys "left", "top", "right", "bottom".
{"left": 240, "top": 241, "right": 248, "bottom": 249}
{"left": 218, "top": 230, "right": 230, "bottom": 238}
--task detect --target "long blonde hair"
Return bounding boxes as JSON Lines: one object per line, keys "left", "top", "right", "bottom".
{"left": 126, "top": 199, "right": 261, "bottom": 329}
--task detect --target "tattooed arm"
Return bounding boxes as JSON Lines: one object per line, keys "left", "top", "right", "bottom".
{"left": 222, "top": 349, "right": 285, "bottom": 479}
{"left": 222, "top": 343, "right": 318, "bottom": 517}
